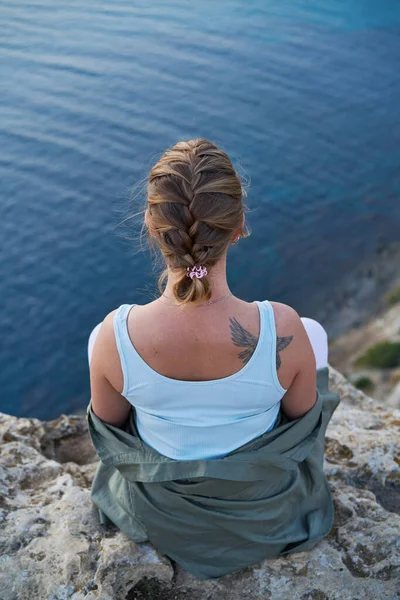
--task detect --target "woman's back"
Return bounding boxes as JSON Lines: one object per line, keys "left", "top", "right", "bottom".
{"left": 92, "top": 291, "right": 317, "bottom": 460}
{"left": 113, "top": 299, "right": 286, "bottom": 459}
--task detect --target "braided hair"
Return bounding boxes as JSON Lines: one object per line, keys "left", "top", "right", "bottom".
{"left": 147, "top": 139, "right": 248, "bottom": 306}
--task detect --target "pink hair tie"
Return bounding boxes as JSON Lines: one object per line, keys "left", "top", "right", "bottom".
{"left": 186, "top": 265, "right": 208, "bottom": 279}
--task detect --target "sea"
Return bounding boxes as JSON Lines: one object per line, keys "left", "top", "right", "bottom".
{"left": 1, "top": 0, "right": 400, "bottom": 419}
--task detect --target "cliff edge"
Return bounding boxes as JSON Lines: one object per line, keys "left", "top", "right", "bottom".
{"left": 0, "top": 368, "right": 399, "bottom": 600}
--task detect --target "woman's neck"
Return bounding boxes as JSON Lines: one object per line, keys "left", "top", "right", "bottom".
{"left": 162, "top": 258, "right": 232, "bottom": 301}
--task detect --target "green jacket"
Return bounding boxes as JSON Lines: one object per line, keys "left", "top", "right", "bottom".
{"left": 86, "top": 367, "right": 340, "bottom": 579}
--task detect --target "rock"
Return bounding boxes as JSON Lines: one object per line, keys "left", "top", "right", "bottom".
{"left": 326, "top": 368, "right": 400, "bottom": 514}
{"left": 0, "top": 368, "right": 399, "bottom": 600}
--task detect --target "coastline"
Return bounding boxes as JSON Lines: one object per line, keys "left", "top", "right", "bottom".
{"left": 326, "top": 243, "right": 400, "bottom": 408}
{"left": 313, "top": 242, "right": 400, "bottom": 339}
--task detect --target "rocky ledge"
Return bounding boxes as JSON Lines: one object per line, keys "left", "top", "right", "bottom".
{"left": 0, "top": 368, "right": 399, "bottom": 600}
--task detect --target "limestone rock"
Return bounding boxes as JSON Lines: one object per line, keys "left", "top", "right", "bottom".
{"left": 0, "top": 368, "right": 399, "bottom": 600}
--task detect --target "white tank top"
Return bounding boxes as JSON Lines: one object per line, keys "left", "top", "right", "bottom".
{"left": 113, "top": 300, "right": 287, "bottom": 460}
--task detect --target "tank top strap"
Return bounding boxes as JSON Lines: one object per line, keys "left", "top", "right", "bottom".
{"left": 113, "top": 304, "right": 137, "bottom": 397}
{"left": 258, "top": 299, "right": 275, "bottom": 333}
{"left": 115, "top": 303, "right": 135, "bottom": 324}
{"left": 256, "top": 300, "right": 286, "bottom": 394}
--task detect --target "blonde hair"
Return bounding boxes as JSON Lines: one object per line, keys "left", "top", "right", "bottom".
{"left": 146, "top": 139, "right": 249, "bottom": 306}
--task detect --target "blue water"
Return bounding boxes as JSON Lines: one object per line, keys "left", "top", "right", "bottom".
{"left": 1, "top": 1, "right": 400, "bottom": 419}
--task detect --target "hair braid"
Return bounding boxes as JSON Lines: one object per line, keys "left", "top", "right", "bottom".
{"left": 147, "top": 139, "right": 247, "bottom": 305}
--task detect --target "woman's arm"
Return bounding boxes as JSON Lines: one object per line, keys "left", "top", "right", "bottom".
{"left": 89, "top": 311, "right": 132, "bottom": 428}
{"left": 271, "top": 303, "right": 317, "bottom": 420}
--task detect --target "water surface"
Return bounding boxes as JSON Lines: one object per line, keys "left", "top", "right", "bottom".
{"left": 1, "top": 0, "right": 400, "bottom": 418}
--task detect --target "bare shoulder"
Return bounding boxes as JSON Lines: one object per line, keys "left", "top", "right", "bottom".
{"left": 99, "top": 309, "right": 118, "bottom": 339}
{"left": 89, "top": 308, "right": 131, "bottom": 426}
{"left": 269, "top": 303, "right": 317, "bottom": 418}
{"left": 91, "top": 309, "right": 118, "bottom": 356}
{"left": 269, "top": 301, "right": 315, "bottom": 383}
{"left": 269, "top": 301, "right": 303, "bottom": 337}
{"left": 90, "top": 309, "right": 123, "bottom": 390}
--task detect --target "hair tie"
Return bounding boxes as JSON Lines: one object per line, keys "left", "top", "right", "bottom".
{"left": 186, "top": 265, "right": 208, "bottom": 280}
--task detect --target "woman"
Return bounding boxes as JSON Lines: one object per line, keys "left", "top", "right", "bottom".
{"left": 87, "top": 139, "right": 339, "bottom": 579}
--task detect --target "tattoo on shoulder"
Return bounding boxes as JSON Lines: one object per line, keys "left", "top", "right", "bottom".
{"left": 229, "top": 317, "right": 259, "bottom": 365}
{"left": 229, "top": 316, "right": 293, "bottom": 370}
{"left": 276, "top": 335, "right": 293, "bottom": 370}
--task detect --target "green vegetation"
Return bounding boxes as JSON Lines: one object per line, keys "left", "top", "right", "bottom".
{"left": 384, "top": 285, "right": 400, "bottom": 307}
{"left": 355, "top": 341, "right": 400, "bottom": 369}
{"left": 353, "top": 376, "right": 374, "bottom": 393}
